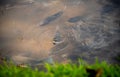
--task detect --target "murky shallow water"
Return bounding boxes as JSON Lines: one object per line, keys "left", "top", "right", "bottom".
{"left": 0, "top": 0, "right": 120, "bottom": 65}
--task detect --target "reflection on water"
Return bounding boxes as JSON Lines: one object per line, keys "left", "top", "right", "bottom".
{"left": 0, "top": 0, "right": 120, "bottom": 66}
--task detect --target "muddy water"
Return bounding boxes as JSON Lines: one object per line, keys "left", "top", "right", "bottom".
{"left": 0, "top": 0, "right": 120, "bottom": 65}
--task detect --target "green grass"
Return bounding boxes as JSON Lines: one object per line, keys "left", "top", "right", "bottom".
{"left": 0, "top": 60, "right": 120, "bottom": 77}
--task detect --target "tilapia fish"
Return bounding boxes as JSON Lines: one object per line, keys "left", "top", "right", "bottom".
{"left": 40, "top": 11, "right": 63, "bottom": 26}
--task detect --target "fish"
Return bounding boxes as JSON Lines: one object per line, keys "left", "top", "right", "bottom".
{"left": 68, "top": 16, "right": 83, "bottom": 23}
{"left": 53, "top": 31, "right": 64, "bottom": 45}
{"left": 40, "top": 11, "right": 63, "bottom": 26}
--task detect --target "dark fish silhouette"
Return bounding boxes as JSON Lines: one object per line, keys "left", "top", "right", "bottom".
{"left": 68, "top": 16, "right": 83, "bottom": 23}
{"left": 40, "top": 11, "right": 63, "bottom": 26}
{"left": 53, "top": 31, "right": 64, "bottom": 45}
